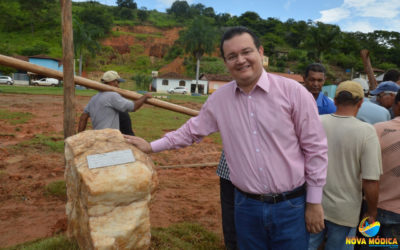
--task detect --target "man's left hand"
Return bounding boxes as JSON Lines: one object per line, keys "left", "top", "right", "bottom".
{"left": 305, "top": 203, "right": 325, "bottom": 234}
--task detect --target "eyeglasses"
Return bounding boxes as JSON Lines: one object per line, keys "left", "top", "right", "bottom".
{"left": 225, "top": 48, "right": 255, "bottom": 63}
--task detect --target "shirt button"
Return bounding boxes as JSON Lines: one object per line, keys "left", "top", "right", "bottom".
{"left": 250, "top": 113, "right": 254, "bottom": 117}
{"left": 253, "top": 131, "right": 257, "bottom": 135}
{"left": 256, "top": 148, "right": 260, "bottom": 152}
{"left": 259, "top": 168, "right": 263, "bottom": 171}
{"left": 248, "top": 96, "right": 252, "bottom": 99}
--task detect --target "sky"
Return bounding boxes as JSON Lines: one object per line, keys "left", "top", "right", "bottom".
{"left": 74, "top": 0, "right": 400, "bottom": 33}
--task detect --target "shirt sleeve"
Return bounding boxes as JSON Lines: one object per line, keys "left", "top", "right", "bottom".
{"left": 108, "top": 92, "right": 134, "bottom": 112}
{"left": 292, "top": 85, "right": 328, "bottom": 203}
{"left": 361, "top": 126, "right": 382, "bottom": 180}
{"left": 151, "top": 96, "right": 219, "bottom": 152}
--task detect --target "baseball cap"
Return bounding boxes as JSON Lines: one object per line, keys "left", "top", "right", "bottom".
{"left": 101, "top": 70, "right": 125, "bottom": 83}
{"left": 335, "top": 80, "right": 364, "bottom": 99}
{"left": 370, "top": 81, "right": 400, "bottom": 95}
{"left": 352, "top": 78, "right": 369, "bottom": 94}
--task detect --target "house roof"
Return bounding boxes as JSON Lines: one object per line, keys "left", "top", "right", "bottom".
{"left": 158, "top": 72, "right": 193, "bottom": 80}
{"left": 29, "top": 54, "right": 63, "bottom": 66}
{"left": 29, "top": 54, "right": 61, "bottom": 62}
{"left": 269, "top": 72, "right": 304, "bottom": 83}
{"left": 200, "top": 73, "right": 233, "bottom": 82}
{"left": 13, "top": 55, "right": 29, "bottom": 62}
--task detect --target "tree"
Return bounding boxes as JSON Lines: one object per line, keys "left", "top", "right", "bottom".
{"left": 215, "top": 13, "right": 232, "bottom": 27}
{"left": 78, "top": 4, "right": 113, "bottom": 39}
{"left": 284, "top": 19, "right": 308, "bottom": 48}
{"left": 182, "top": 16, "right": 217, "bottom": 93}
{"left": 189, "top": 3, "right": 205, "bottom": 16}
{"left": 73, "top": 18, "right": 100, "bottom": 76}
{"left": 167, "top": 0, "right": 190, "bottom": 19}
{"left": 137, "top": 7, "right": 149, "bottom": 22}
{"left": 305, "top": 22, "right": 341, "bottom": 62}
{"left": 18, "top": 0, "right": 59, "bottom": 34}
{"left": 117, "top": 0, "right": 137, "bottom": 9}
{"left": 203, "top": 7, "right": 215, "bottom": 18}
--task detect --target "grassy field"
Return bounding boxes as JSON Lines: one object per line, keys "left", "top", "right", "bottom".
{"left": 0, "top": 86, "right": 221, "bottom": 148}
{"left": 0, "top": 85, "right": 209, "bottom": 103}
{"left": 3, "top": 222, "right": 224, "bottom": 250}
{"left": 0, "top": 109, "right": 33, "bottom": 125}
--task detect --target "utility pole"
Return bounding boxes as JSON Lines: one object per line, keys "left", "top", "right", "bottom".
{"left": 61, "top": 0, "right": 76, "bottom": 138}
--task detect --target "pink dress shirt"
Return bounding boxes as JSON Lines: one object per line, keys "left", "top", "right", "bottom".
{"left": 151, "top": 71, "right": 328, "bottom": 203}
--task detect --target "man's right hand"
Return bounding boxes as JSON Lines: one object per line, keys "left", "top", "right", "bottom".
{"left": 123, "top": 135, "right": 153, "bottom": 153}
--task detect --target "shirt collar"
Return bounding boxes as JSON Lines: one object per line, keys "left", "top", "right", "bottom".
{"left": 233, "top": 70, "right": 269, "bottom": 95}
{"left": 316, "top": 92, "right": 324, "bottom": 106}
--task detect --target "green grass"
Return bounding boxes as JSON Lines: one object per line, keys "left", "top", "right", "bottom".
{"left": 0, "top": 85, "right": 209, "bottom": 103}
{"left": 3, "top": 223, "right": 223, "bottom": 250}
{"left": 147, "top": 11, "right": 180, "bottom": 28}
{"left": 130, "top": 106, "right": 191, "bottom": 141}
{"left": 3, "top": 235, "right": 79, "bottom": 250}
{"left": 0, "top": 109, "right": 33, "bottom": 125}
{"left": 150, "top": 222, "right": 224, "bottom": 249}
{"left": 45, "top": 180, "right": 66, "bottom": 198}
{"left": 0, "top": 86, "right": 97, "bottom": 97}
{"left": 16, "top": 134, "right": 64, "bottom": 153}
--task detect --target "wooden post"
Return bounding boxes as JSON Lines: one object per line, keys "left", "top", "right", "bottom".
{"left": 360, "top": 49, "right": 378, "bottom": 91}
{"left": 61, "top": 0, "right": 75, "bottom": 139}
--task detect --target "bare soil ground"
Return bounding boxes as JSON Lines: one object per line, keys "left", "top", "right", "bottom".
{"left": 0, "top": 93, "right": 223, "bottom": 248}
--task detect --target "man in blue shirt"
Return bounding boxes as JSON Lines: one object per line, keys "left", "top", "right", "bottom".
{"left": 303, "top": 63, "right": 336, "bottom": 114}
{"left": 352, "top": 78, "right": 391, "bottom": 124}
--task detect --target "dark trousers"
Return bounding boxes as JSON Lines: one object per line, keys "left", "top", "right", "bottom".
{"left": 220, "top": 177, "right": 238, "bottom": 250}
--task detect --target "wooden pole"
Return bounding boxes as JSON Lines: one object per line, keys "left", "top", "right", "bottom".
{"left": 360, "top": 49, "right": 378, "bottom": 91}
{"left": 60, "top": 0, "right": 75, "bottom": 139}
{"left": 0, "top": 54, "right": 199, "bottom": 117}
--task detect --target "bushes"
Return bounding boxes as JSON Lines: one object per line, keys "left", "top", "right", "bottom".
{"left": 131, "top": 73, "right": 152, "bottom": 90}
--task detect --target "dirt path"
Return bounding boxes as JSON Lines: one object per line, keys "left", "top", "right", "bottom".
{"left": 0, "top": 93, "right": 223, "bottom": 248}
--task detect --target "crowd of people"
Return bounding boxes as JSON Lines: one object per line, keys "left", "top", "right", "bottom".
{"left": 78, "top": 26, "right": 399, "bottom": 250}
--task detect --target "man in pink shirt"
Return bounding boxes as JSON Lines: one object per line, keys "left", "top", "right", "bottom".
{"left": 125, "top": 26, "right": 328, "bottom": 249}
{"left": 374, "top": 90, "right": 400, "bottom": 244}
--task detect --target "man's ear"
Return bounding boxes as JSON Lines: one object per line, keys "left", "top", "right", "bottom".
{"left": 258, "top": 46, "right": 264, "bottom": 56}
{"left": 357, "top": 98, "right": 364, "bottom": 109}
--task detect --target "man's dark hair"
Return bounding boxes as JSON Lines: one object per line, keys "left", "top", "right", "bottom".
{"left": 335, "top": 91, "right": 362, "bottom": 106}
{"left": 220, "top": 26, "right": 260, "bottom": 60}
{"left": 383, "top": 69, "right": 400, "bottom": 82}
{"left": 395, "top": 89, "right": 400, "bottom": 104}
{"left": 304, "top": 63, "right": 326, "bottom": 78}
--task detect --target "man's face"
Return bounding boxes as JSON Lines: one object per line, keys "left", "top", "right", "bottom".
{"left": 377, "top": 92, "right": 395, "bottom": 109}
{"left": 108, "top": 80, "right": 120, "bottom": 88}
{"left": 304, "top": 71, "right": 325, "bottom": 97}
{"left": 222, "top": 33, "right": 264, "bottom": 92}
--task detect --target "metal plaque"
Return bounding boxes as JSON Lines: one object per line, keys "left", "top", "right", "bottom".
{"left": 87, "top": 149, "right": 135, "bottom": 169}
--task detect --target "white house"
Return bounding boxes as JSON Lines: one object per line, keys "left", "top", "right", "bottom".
{"left": 152, "top": 72, "right": 208, "bottom": 94}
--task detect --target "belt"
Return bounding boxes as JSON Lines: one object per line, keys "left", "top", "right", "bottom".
{"left": 237, "top": 184, "right": 306, "bottom": 204}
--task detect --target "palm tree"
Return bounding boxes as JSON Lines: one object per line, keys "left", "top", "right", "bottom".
{"left": 182, "top": 16, "right": 217, "bottom": 93}
{"left": 73, "top": 18, "right": 100, "bottom": 76}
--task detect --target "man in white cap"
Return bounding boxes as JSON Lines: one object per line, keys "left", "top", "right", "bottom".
{"left": 352, "top": 78, "right": 391, "bottom": 124}
{"left": 78, "top": 70, "right": 151, "bottom": 133}
{"left": 309, "top": 80, "right": 382, "bottom": 250}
